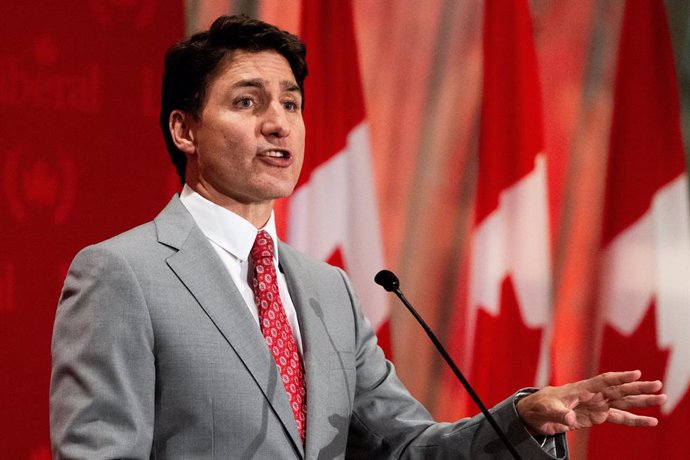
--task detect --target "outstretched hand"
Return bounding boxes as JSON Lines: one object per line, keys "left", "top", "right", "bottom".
{"left": 516, "top": 370, "right": 667, "bottom": 436}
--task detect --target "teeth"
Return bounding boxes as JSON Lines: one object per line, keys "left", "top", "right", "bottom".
{"left": 264, "top": 151, "right": 286, "bottom": 158}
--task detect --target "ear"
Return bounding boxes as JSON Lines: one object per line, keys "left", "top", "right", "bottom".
{"left": 169, "top": 110, "right": 197, "bottom": 155}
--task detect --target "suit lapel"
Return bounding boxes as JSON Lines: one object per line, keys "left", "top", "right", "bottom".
{"left": 279, "top": 245, "right": 333, "bottom": 458}
{"left": 155, "top": 197, "right": 305, "bottom": 456}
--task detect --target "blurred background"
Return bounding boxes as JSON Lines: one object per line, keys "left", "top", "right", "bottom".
{"left": 1, "top": 0, "right": 689, "bottom": 458}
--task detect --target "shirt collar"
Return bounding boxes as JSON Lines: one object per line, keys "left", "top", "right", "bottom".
{"left": 179, "top": 184, "right": 279, "bottom": 264}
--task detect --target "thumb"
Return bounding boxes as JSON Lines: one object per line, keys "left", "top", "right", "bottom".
{"left": 561, "top": 409, "right": 577, "bottom": 428}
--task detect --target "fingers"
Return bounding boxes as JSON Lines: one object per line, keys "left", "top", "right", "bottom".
{"left": 605, "top": 408, "right": 659, "bottom": 427}
{"left": 583, "top": 370, "right": 642, "bottom": 392}
{"left": 533, "top": 422, "right": 573, "bottom": 437}
{"left": 603, "top": 379, "right": 664, "bottom": 400}
{"left": 611, "top": 393, "right": 667, "bottom": 411}
{"left": 583, "top": 371, "right": 664, "bottom": 404}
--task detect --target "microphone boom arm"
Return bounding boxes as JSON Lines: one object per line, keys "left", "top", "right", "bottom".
{"left": 375, "top": 270, "right": 522, "bottom": 460}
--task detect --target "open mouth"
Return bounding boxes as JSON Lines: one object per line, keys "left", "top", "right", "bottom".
{"left": 262, "top": 150, "right": 291, "bottom": 159}
{"left": 257, "top": 149, "right": 293, "bottom": 167}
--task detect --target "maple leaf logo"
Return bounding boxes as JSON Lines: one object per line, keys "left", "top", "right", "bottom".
{"left": 587, "top": 301, "right": 690, "bottom": 459}
{"left": 4, "top": 146, "right": 77, "bottom": 225}
{"left": 22, "top": 159, "right": 58, "bottom": 206}
{"left": 468, "top": 275, "right": 544, "bottom": 408}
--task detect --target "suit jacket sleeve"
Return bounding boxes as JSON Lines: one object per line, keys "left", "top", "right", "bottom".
{"left": 336, "top": 268, "right": 566, "bottom": 459}
{"left": 50, "top": 245, "right": 155, "bottom": 459}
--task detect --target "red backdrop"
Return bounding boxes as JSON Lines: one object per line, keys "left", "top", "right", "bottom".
{"left": 0, "top": 1, "right": 184, "bottom": 457}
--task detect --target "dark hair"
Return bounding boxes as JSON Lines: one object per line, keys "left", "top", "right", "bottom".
{"left": 160, "top": 15, "right": 308, "bottom": 184}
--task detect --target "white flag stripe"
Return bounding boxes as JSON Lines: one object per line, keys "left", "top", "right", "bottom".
{"left": 468, "top": 154, "right": 552, "bottom": 385}
{"left": 288, "top": 123, "right": 389, "bottom": 328}
{"left": 600, "top": 214, "right": 656, "bottom": 334}
{"left": 602, "top": 174, "right": 690, "bottom": 412}
{"left": 654, "top": 176, "right": 690, "bottom": 412}
{"left": 469, "top": 155, "right": 552, "bottom": 324}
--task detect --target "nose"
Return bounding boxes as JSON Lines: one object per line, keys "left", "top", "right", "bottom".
{"left": 260, "top": 100, "right": 290, "bottom": 138}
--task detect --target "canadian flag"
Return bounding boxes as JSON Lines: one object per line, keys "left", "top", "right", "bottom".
{"left": 587, "top": 1, "right": 690, "bottom": 458}
{"left": 284, "top": 0, "right": 391, "bottom": 353}
{"left": 463, "top": 0, "right": 553, "bottom": 408}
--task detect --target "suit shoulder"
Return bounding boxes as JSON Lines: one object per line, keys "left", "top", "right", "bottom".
{"left": 87, "top": 221, "right": 158, "bottom": 256}
{"left": 71, "top": 195, "right": 188, "bottom": 262}
{"left": 67, "top": 221, "right": 168, "bottom": 275}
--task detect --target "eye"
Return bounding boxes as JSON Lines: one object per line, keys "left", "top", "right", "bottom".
{"left": 283, "top": 100, "right": 300, "bottom": 112}
{"left": 234, "top": 97, "right": 255, "bottom": 109}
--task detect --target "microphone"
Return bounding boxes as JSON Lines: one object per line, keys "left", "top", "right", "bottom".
{"left": 374, "top": 269, "right": 522, "bottom": 460}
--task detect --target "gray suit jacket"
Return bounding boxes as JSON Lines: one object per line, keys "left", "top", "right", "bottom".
{"left": 50, "top": 196, "right": 564, "bottom": 459}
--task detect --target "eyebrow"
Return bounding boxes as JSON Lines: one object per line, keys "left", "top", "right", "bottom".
{"left": 232, "top": 78, "right": 301, "bottom": 94}
{"left": 281, "top": 81, "right": 301, "bottom": 93}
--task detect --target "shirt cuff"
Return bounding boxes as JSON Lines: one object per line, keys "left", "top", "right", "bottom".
{"left": 513, "top": 389, "right": 567, "bottom": 458}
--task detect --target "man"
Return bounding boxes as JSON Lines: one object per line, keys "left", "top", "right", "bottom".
{"left": 50, "top": 15, "right": 665, "bottom": 459}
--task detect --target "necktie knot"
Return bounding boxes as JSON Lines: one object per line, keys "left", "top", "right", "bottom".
{"left": 251, "top": 230, "right": 274, "bottom": 263}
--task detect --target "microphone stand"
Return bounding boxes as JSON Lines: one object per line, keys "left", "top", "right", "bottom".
{"left": 375, "top": 270, "right": 522, "bottom": 460}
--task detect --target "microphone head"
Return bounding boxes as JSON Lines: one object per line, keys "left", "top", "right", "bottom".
{"left": 374, "top": 270, "right": 400, "bottom": 292}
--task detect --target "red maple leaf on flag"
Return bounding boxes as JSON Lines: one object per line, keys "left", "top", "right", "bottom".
{"left": 325, "top": 247, "right": 346, "bottom": 272}
{"left": 588, "top": 301, "right": 690, "bottom": 459}
{"left": 469, "top": 275, "right": 544, "bottom": 408}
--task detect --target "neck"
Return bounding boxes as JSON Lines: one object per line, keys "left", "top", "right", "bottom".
{"left": 185, "top": 182, "right": 273, "bottom": 229}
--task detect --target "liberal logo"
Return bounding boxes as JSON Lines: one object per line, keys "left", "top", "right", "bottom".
{"left": 0, "top": 34, "right": 102, "bottom": 113}
{"left": 89, "top": 0, "right": 157, "bottom": 29}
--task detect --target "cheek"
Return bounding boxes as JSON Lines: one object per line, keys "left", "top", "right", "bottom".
{"left": 290, "top": 143, "right": 305, "bottom": 176}
{"left": 292, "top": 124, "right": 306, "bottom": 166}
{"left": 203, "top": 130, "right": 244, "bottom": 164}
{"left": 294, "top": 151, "right": 305, "bottom": 173}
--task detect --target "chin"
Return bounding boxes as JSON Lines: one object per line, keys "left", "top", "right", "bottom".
{"left": 269, "top": 188, "right": 295, "bottom": 200}
{"left": 265, "top": 181, "right": 298, "bottom": 199}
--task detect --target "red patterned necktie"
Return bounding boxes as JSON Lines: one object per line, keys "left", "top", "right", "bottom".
{"left": 250, "top": 230, "right": 307, "bottom": 443}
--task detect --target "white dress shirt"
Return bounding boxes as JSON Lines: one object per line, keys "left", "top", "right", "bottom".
{"left": 179, "top": 185, "right": 304, "bottom": 355}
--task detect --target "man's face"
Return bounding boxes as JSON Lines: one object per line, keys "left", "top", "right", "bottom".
{"left": 183, "top": 50, "right": 305, "bottom": 210}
